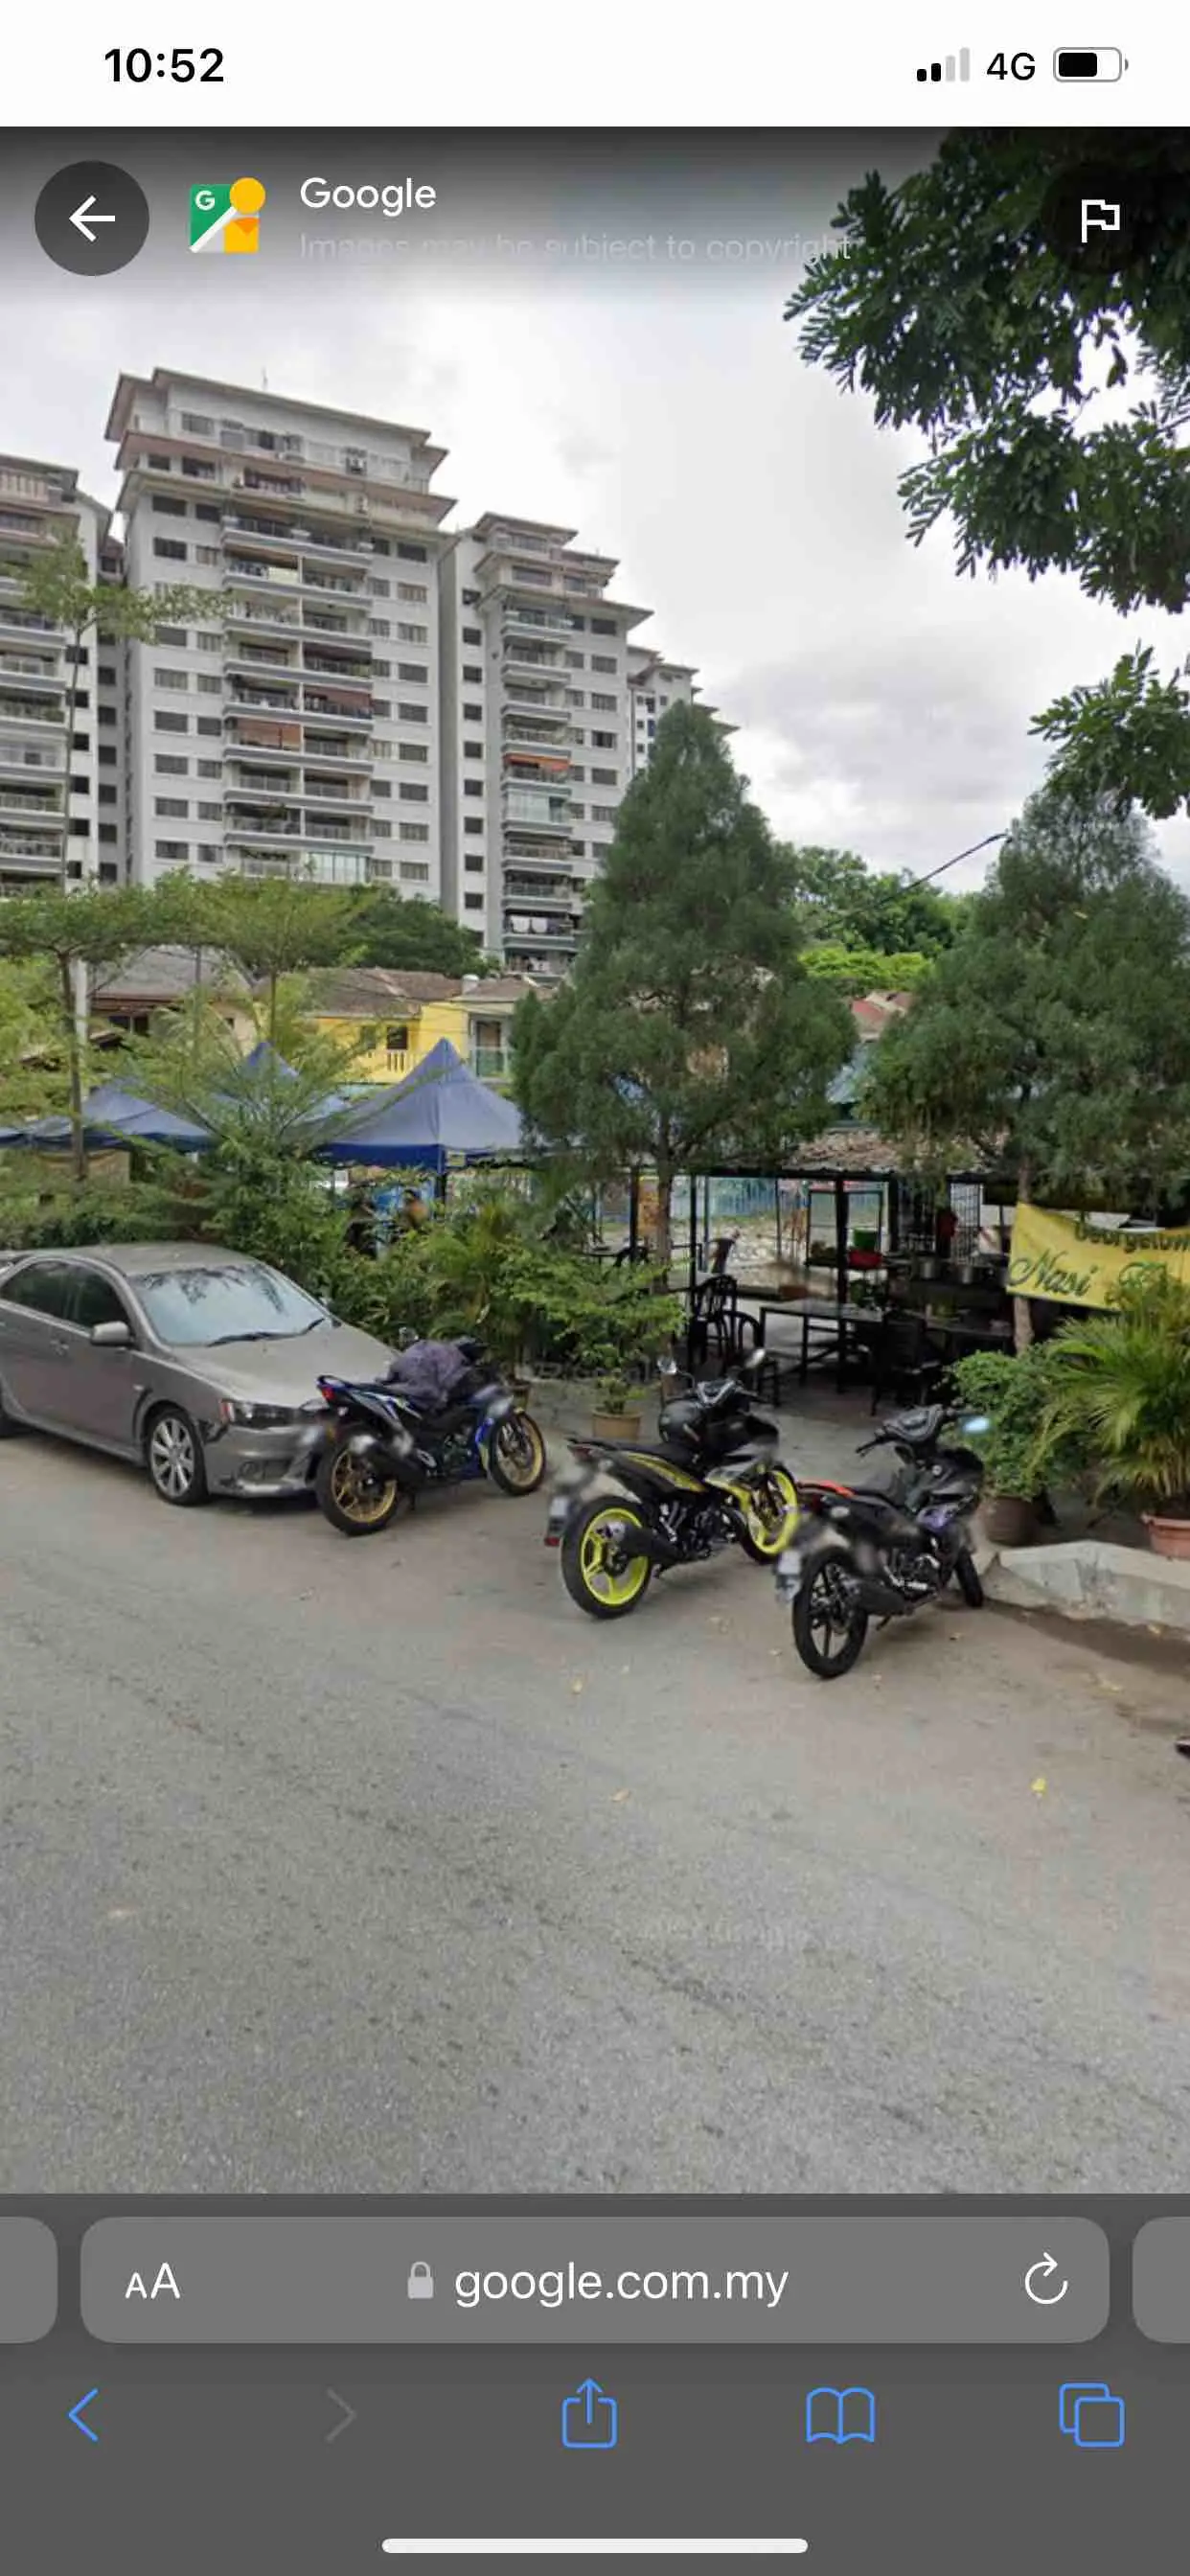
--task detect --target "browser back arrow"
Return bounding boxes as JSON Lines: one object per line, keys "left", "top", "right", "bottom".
{"left": 70, "top": 195, "right": 117, "bottom": 244}
{"left": 68, "top": 2387, "right": 100, "bottom": 2443}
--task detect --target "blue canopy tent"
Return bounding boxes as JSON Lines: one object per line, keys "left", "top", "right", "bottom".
{"left": 3, "top": 1080, "right": 215, "bottom": 1153}
{"left": 318, "top": 1042, "right": 523, "bottom": 1174}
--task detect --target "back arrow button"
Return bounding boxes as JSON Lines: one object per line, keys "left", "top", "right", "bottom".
{"left": 68, "top": 2388, "right": 100, "bottom": 2443}
{"left": 71, "top": 195, "right": 117, "bottom": 243}
{"left": 34, "top": 161, "right": 149, "bottom": 275}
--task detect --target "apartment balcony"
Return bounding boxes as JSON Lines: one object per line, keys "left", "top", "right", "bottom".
{"left": 304, "top": 651, "right": 373, "bottom": 680}
{"left": 0, "top": 655, "right": 63, "bottom": 691}
{"left": 235, "top": 847, "right": 376, "bottom": 888}
{"left": 0, "top": 700, "right": 65, "bottom": 730}
{"left": 224, "top": 653, "right": 301, "bottom": 685}
{"left": 304, "top": 571, "right": 368, "bottom": 598}
{"left": 503, "top": 879, "right": 577, "bottom": 910}
{"left": 0, "top": 838, "right": 61, "bottom": 866}
{"left": 0, "top": 608, "right": 60, "bottom": 643}
{"left": 502, "top": 682, "right": 568, "bottom": 712}
{"left": 0, "top": 468, "right": 72, "bottom": 507}
{"left": 470, "top": 1047, "right": 510, "bottom": 1083}
{"left": 501, "top": 609, "right": 578, "bottom": 641}
{"left": 503, "top": 724, "right": 572, "bottom": 757}
{"left": 303, "top": 781, "right": 368, "bottom": 812}
{"left": 0, "top": 793, "right": 64, "bottom": 825}
{"left": 0, "top": 746, "right": 66, "bottom": 778}
{"left": 302, "top": 735, "right": 372, "bottom": 768}
{"left": 229, "top": 681, "right": 302, "bottom": 715}
{"left": 303, "top": 691, "right": 373, "bottom": 726}
{"left": 224, "top": 720, "right": 303, "bottom": 758}
{"left": 501, "top": 653, "right": 565, "bottom": 687}
{"left": 222, "top": 555, "right": 304, "bottom": 593}
{"left": 229, "top": 762, "right": 300, "bottom": 795}
{"left": 223, "top": 598, "right": 303, "bottom": 638}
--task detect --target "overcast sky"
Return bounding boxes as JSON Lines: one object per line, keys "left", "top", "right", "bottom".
{"left": 11, "top": 132, "right": 1189, "bottom": 897}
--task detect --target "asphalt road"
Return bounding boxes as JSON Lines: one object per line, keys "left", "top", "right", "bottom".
{"left": 4, "top": 1431, "right": 1190, "bottom": 2195}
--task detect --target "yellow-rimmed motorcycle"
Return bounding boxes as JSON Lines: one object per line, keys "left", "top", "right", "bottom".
{"left": 544, "top": 1355, "right": 799, "bottom": 1621}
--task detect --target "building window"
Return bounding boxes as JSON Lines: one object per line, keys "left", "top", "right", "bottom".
{"left": 155, "top": 797, "right": 189, "bottom": 817}
{"left": 397, "top": 622, "right": 428, "bottom": 644}
{"left": 465, "top": 853, "right": 484, "bottom": 870}
{"left": 591, "top": 767, "right": 617, "bottom": 785}
{"left": 153, "top": 495, "right": 187, "bottom": 517}
{"left": 398, "top": 702, "right": 427, "bottom": 723}
{"left": 98, "top": 784, "right": 117, "bottom": 806}
{"left": 462, "top": 665, "right": 483, "bottom": 683}
{"left": 464, "top": 742, "right": 483, "bottom": 760}
{"left": 397, "top": 581, "right": 427, "bottom": 602}
{"left": 397, "top": 541, "right": 427, "bottom": 563}
{"left": 195, "top": 503, "right": 220, "bottom": 523}
{"left": 463, "top": 780, "right": 484, "bottom": 798}
{"left": 197, "top": 631, "right": 220, "bottom": 651}
{"left": 196, "top": 675, "right": 222, "bottom": 695}
{"left": 592, "top": 691, "right": 617, "bottom": 711}
{"left": 198, "top": 801, "right": 222, "bottom": 819}
{"left": 463, "top": 702, "right": 482, "bottom": 722}
{"left": 98, "top": 664, "right": 117, "bottom": 686}
{"left": 373, "top": 779, "right": 391, "bottom": 798}
{"left": 398, "top": 662, "right": 427, "bottom": 683}
{"left": 196, "top": 845, "right": 220, "bottom": 863}
{"left": 366, "top": 577, "right": 391, "bottom": 598}
{"left": 181, "top": 411, "right": 215, "bottom": 433}
{"left": 369, "top": 619, "right": 391, "bottom": 638}
{"left": 592, "top": 655, "right": 617, "bottom": 673}
{"left": 154, "top": 711, "right": 189, "bottom": 733}
{"left": 592, "top": 731, "right": 617, "bottom": 749}
{"left": 464, "top": 819, "right": 484, "bottom": 837}
{"left": 463, "top": 626, "right": 482, "bottom": 645}
{"left": 399, "top": 783, "right": 429, "bottom": 802}
{"left": 564, "top": 652, "right": 584, "bottom": 670}
{"left": 195, "top": 544, "right": 220, "bottom": 564}
{"left": 592, "top": 617, "right": 616, "bottom": 634}
{"left": 462, "top": 587, "right": 480, "bottom": 605}
{"left": 98, "top": 705, "right": 117, "bottom": 725}
{"left": 385, "top": 1024, "right": 410, "bottom": 1052}
{"left": 196, "top": 716, "right": 221, "bottom": 736}
{"left": 155, "top": 839, "right": 188, "bottom": 860}
{"left": 400, "top": 862, "right": 430, "bottom": 883}
{"left": 399, "top": 743, "right": 428, "bottom": 764}
{"left": 153, "top": 537, "right": 187, "bottom": 561}
{"left": 99, "top": 745, "right": 117, "bottom": 767}
{"left": 464, "top": 893, "right": 484, "bottom": 911}
{"left": 155, "top": 754, "right": 189, "bottom": 774}
{"left": 154, "top": 666, "right": 188, "bottom": 688}
{"left": 72, "top": 734, "right": 90, "bottom": 753}
{"left": 197, "top": 759, "right": 220, "bottom": 777}
{"left": 399, "top": 823, "right": 430, "bottom": 843}
{"left": 147, "top": 452, "right": 171, "bottom": 469}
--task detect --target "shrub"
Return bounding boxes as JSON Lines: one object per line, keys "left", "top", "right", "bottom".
{"left": 950, "top": 1343, "right": 1084, "bottom": 1501}
{"left": 1034, "top": 1272, "right": 1190, "bottom": 1517}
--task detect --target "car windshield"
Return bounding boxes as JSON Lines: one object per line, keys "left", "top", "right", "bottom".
{"left": 133, "top": 1263, "right": 329, "bottom": 1349}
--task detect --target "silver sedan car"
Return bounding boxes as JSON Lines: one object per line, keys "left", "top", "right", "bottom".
{"left": 0, "top": 1242, "right": 397, "bottom": 1506}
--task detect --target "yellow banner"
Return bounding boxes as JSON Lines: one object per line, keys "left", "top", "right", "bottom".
{"left": 1008, "top": 1203, "right": 1190, "bottom": 1309}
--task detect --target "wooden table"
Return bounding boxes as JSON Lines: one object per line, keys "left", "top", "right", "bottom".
{"left": 756, "top": 1297, "right": 881, "bottom": 1395}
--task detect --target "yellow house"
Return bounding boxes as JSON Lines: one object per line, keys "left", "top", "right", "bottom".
{"left": 305, "top": 966, "right": 542, "bottom": 1089}
{"left": 305, "top": 968, "right": 469, "bottom": 1082}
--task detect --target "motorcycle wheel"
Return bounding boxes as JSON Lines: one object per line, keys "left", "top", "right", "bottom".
{"left": 952, "top": 1547, "right": 985, "bottom": 1607}
{"left": 561, "top": 1497, "right": 653, "bottom": 1620}
{"left": 737, "top": 1464, "right": 800, "bottom": 1564}
{"left": 315, "top": 1440, "right": 403, "bottom": 1537}
{"left": 791, "top": 1558, "right": 869, "bottom": 1679}
{"left": 487, "top": 1409, "right": 547, "bottom": 1496}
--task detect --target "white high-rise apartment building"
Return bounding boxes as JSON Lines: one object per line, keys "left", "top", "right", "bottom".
{"left": 439, "top": 515, "right": 652, "bottom": 978}
{"left": 0, "top": 455, "right": 108, "bottom": 897}
{"left": 105, "top": 370, "right": 455, "bottom": 895}
{"left": 626, "top": 643, "right": 731, "bottom": 778}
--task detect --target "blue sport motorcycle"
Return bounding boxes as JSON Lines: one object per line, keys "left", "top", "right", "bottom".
{"left": 306, "top": 1335, "right": 546, "bottom": 1536}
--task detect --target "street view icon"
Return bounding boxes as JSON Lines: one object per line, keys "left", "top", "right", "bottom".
{"left": 190, "top": 178, "right": 266, "bottom": 254}
{"left": 806, "top": 2386, "right": 877, "bottom": 2445}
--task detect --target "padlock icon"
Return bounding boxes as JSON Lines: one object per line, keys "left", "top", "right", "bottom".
{"left": 406, "top": 2260, "right": 435, "bottom": 2301}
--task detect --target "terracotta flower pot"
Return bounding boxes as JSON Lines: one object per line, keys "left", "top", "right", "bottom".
{"left": 982, "top": 1493, "right": 1040, "bottom": 1550}
{"left": 1143, "top": 1513, "right": 1190, "bottom": 1561}
{"left": 591, "top": 1410, "right": 642, "bottom": 1443}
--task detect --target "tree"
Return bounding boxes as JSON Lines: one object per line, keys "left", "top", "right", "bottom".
{"left": 867, "top": 788, "right": 1190, "bottom": 1331}
{"left": 787, "top": 130, "right": 1190, "bottom": 810}
{"left": 802, "top": 942, "right": 933, "bottom": 996}
{"left": 348, "top": 890, "right": 492, "bottom": 978}
{"left": 207, "top": 878, "right": 361, "bottom": 1042}
{"left": 0, "top": 879, "right": 209, "bottom": 1181}
{"left": 785, "top": 845, "right": 970, "bottom": 955}
{"left": 18, "top": 535, "right": 213, "bottom": 893}
{"left": 512, "top": 704, "right": 853, "bottom": 1263}
{"left": 0, "top": 957, "right": 62, "bottom": 1123}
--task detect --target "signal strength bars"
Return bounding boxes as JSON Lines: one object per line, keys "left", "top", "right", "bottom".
{"left": 917, "top": 47, "right": 971, "bottom": 80}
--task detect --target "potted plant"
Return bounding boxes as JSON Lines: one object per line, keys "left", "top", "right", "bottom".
{"left": 950, "top": 1346, "right": 1071, "bottom": 1549}
{"left": 1032, "top": 1275, "right": 1190, "bottom": 1559}
{"left": 590, "top": 1370, "right": 645, "bottom": 1442}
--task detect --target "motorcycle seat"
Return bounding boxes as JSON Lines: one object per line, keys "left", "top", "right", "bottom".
{"left": 881, "top": 1403, "right": 947, "bottom": 1448}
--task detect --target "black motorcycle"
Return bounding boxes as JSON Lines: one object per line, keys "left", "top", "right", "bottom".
{"left": 307, "top": 1336, "right": 546, "bottom": 1536}
{"left": 545, "top": 1354, "right": 799, "bottom": 1620}
{"left": 776, "top": 1404, "right": 989, "bottom": 1678}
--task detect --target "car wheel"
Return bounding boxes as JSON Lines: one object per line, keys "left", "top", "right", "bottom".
{"left": 0, "top": 1380, "right": 24, "bottom": 1439}
{"left": 145, "top": 1406, "right": 210, "bottom": 1507}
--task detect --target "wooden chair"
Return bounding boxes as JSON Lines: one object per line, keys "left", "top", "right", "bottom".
{"left": 685, "top": 1276, "right": 754, "bottom": 1374}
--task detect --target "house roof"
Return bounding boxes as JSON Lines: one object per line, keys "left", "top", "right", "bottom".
{"left": 93, "top": 947, "right": 250, "bottom": 1006}
{"left": 462, "top": 974, "right": 539, "bottom": 1006}
{"left": 304, "top": 966, "right": 464, "bottom": 1018}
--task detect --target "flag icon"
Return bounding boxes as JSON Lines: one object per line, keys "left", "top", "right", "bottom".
{"left": 190, "top": 177, "right": 265, "bottom": 254}
{"left": 805, "top": 2386, "right": 877, "bottom": 2445}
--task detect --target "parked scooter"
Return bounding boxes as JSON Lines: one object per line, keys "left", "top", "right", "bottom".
{"left": 545, "top": 1350, "right": 799, "bottom": 1619}
{"left": 776, "top": 1406, "right": 990, "bottom": 1678}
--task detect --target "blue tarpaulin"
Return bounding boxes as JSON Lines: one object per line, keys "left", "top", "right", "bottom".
{"left": 3, "top": 1081, "right": 215, "bottom": 1153}
{"left": 319, "top": 1041, "right": 523, "bottom": 1172}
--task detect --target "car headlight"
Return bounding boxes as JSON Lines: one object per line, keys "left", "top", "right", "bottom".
{"left": 218, "top": 1399, "right": 298, "bottom": 1428}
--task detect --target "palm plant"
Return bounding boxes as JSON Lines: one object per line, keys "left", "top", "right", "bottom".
{"left": 1037, "top": 1274, "right": 1190, "bottom": 1516}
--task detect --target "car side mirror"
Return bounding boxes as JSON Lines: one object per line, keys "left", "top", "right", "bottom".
{"left": 91, "top": 1319, "right": 132, "bottom": 1348}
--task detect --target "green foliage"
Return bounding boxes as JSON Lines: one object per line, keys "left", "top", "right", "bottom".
{"left": 788, "top": 130, "right": 1190, "bottom": 813}
{"left": 786, "top": 845, "right": 969, "bottom": 955}
{"left": 347, "top": 889, "right": 492, "bottom": 978}
{"left": 1032, "top": 648, "right": 1190, "bottom": 818}
{"left": 0, "top": 1178, "right": 185, "bottom": 1253}
{"left": 0, "top": 956, "right": 63, "bottom": 1122}
{"left": 204, "top": 880, "right": 363, "bottom": 1038}
{"left": 867, "top": 785, "right": 1190, "bottom": 1202}
{"left": 802, "top": 942, "right": 933, "bottom": 995}
{"left": 18, "top": 533, "right": 211, "bottom": 645}
{"left": 950, "top": 1343, "right": 1082, "bottom": 1500}
{"left": 513, "top": 706, "right": 853, "bottom": 1252}
{"left": 1034, "top": 1273, "right": 1190, "bottom": 1514}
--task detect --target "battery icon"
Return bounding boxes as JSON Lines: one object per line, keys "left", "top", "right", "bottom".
{"left": 1053, "top": 46, "right": 1126, "bottom": 80}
